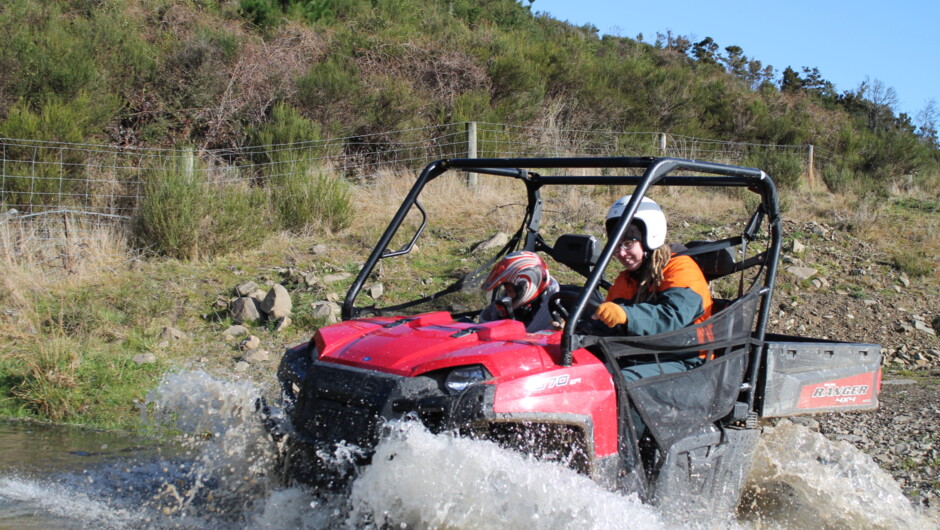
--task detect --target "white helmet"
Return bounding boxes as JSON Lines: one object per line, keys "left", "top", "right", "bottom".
{"left": 605, "top": 195, "right": 667, "bottom": 250}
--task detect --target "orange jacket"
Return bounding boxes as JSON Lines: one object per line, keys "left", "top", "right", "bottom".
{"left": 605, "top": 254, "right": 713, "bottom": 336}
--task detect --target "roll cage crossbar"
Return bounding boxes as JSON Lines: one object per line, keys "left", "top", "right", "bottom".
{"left": 342, "top": 156, "right": 782, "bottom": 373}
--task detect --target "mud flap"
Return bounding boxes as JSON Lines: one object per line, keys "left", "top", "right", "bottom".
{"left": 650, "top": 426, "right": 760, "bottom": 518}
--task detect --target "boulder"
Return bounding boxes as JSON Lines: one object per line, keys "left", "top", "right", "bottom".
{"left": 369, "top": 283, "right": 385, "bottom": 299}
{"left": 240, "top": 335, "right": 261, "bottom": 351}
{"left": 159, "top": 326, "right": 186, "bottom": 341}
{"left": 311, "top": 301, "right": 341, "bottom": 324}
{"left": 786, "top": 266, "right": 818, "bottom": 281}
{"left": 790, "top": 239, "right": 805, "bottom": 255}
{"left": 261, "top": 284, "right": 292, "bottom": 319}
{"left": 472, "top": 232, "right": 509, "bottom": 254}
{"left": 274, "top": 317, "right": 291, "bottom": 333}
{"left": 242, "top": 349, "right": 270, "bottom": 363}
{"left": 235, "top": 281, "right": 258, "bottom": 297}
{"left": 231, "top": 297, "right": 262, "bottom": 324}
{"left": 322, "top": 272, "right": 352, "bottom": 284}
{"left": 222, "top": 325, "right": 249, "bottom": 340}
{"left": 133, "top": 353, "right": 157, "bottom": 365}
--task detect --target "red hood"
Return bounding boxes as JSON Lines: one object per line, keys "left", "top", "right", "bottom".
{"left": 314, "top": 311, "right": 559, "bottom": 376}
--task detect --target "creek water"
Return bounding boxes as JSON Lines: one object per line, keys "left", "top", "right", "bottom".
{"left": 0, "top": 370, "right": 934, "bottom": 529}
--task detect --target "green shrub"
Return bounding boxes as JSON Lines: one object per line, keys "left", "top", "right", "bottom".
{"left": 238, "top": 0, "right": 279, "bottom": 27}
{"left": 0, "top": 93, "right": 119, "bottom": 211}
{"left": 745, "top": 150, "right": 805, "bottom": 189}
{"left": 272, "top": 165, "right": 353, "bottom": 232}
{"left": 135, "top": 159, "right": 204, "bottom": 260}
{"left": 821, "top": 165, "right": 855, "bottom": 194}
{"left": 248, "top": 103, "right": 351, "bottom": 232}
{"left": 134, "top": 154, "right": 272, "bottom": 259}
{"left": 200, "top": 184, "right": 271, "bottom": 257}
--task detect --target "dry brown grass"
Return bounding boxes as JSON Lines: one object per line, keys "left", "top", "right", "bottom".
{"left": 0, "top": 216, "right": 131, "bottom": 313}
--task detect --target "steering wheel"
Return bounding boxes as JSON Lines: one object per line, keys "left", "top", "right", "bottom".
{"left": 548, "top": 288, "right": 602, "bottom": 330}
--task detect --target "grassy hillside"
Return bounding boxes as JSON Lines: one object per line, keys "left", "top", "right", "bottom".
{"left": 0, "top": 0, "right": 937, "bottom": 195}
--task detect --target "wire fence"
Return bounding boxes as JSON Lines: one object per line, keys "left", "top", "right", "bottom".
{"left": 1, "top": 122, "right": 825, "bottom": 260}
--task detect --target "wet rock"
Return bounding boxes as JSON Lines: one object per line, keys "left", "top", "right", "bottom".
{"left": 787, "top": 416, "right": 819, "bottom": 430}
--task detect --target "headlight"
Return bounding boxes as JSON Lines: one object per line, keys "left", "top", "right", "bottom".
{"left": 444, "top": 365, "right": 489, "bottom": 394}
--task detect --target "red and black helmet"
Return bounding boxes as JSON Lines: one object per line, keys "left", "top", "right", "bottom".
{"left": 482, "top": 251, "right": 551, "bottom": 310}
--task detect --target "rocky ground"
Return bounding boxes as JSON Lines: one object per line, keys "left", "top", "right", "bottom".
{"left": 764, "top": 219, "right": 940, "bottom": 511}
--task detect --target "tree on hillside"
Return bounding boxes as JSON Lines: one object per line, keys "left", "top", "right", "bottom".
{"left": 915, "top": 99, "right": 938, "bottom": 147}
{"left": 721, "top": 45, "right": 747, "bottom": 77}
{"left": 780, "top": 67, "right": 802, "bottom": 92}
{"left": 655, "top": 30, "right": 692, "bottom": 55}
{"left": 800, "top": 67, "right": 836, "bottom": 100}
{"left": 859, "top": 78, "right": 899, "bottom": 131}
{"left": 746, "top": 60, "right": 775, "bottom": 90}
{"left": 692, "top": 37, "right": 720, "bottom": 65}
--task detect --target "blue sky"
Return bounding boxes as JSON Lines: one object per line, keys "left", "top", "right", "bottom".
{"left": 531, "top": 0, "right": 939, "bottom": 124}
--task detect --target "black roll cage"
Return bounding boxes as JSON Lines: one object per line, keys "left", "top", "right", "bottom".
{"left": 342, "top": 156, "right": 782, "bottom": 396}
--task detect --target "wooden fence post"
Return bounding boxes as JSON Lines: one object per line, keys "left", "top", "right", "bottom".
{"left": 807, "top": 144, "right": 815, "bottom": 187}
{"left": 466, "top": 122, "right": 478, "bottom": 188}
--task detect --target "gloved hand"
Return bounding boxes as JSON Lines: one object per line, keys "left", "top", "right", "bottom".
{"left": 594, "top": 302, "right": 627, "bottom": 327}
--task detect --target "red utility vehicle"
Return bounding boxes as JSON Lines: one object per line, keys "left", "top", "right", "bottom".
{"left": 266, "top": 157, "right": 881, "bottom": 514}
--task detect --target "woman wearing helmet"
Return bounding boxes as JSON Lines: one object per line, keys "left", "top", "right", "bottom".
{"left": 594, "top": 195, "right": 715, "bottom": 437}
{"left": 593, "top": 195, "right": 713, "bottom": 337}
{"left": 479, "top": 251, "right": 560, "bottom": 332}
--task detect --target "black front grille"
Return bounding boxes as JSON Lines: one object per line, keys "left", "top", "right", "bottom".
{"left": 293, "top": 362, "right": 402, "bottom": 450}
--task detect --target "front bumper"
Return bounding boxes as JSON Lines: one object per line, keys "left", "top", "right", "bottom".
{"left": 273, "top": 359, "right": 492, "bottom": 488}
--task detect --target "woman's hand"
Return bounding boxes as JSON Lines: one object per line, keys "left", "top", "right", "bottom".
{"left": 594, "top": 302, "right": 627, "bottom": 327}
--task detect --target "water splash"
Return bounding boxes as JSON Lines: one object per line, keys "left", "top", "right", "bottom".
{"left": 739, "top": 420, "right": 936, "bottom": 529}
{"left": 0, "top": 475, "right": 145, "bottom": 528}
{"left": 141, "top": 370, "right": 279, "bottom": 518}
{"left": 2, "top": 372, "right": 934, "bottom": 529}
{"left": 348, "top": 421, "right": 666, "bottom": 529}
